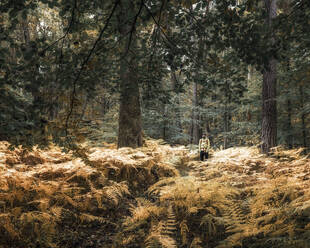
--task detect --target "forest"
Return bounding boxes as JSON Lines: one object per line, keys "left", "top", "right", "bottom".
{"left": 0, "top": 0, "right": 310, "bottom": 247}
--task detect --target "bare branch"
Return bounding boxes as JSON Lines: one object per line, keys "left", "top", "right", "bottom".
{"left": 122, "top": 0, "right": 144, "bottom": 59}
{"left": 65, "top": 0, "right": 121, "bottom": 135}
{"left": 39, "top": 0, "right": 77, "bottom": 55}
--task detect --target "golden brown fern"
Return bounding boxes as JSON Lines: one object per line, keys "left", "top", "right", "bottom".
{"left": 161, "top": 205, "right": 177, "bottom": 238}
{"left": 189, "top": 237, "right": 203, "bottom": 248}
{"left": 179, "top": 219, "right": 189, "bottom": 245}
{"left": 145, "top": 221, "right": 177, "bottom": 248}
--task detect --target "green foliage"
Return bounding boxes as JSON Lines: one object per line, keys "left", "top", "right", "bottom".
{"left": 0, "top": 0, "right": 309, "bottom": 149}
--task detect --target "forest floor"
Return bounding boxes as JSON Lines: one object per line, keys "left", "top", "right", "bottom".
{"left": 0, "top": 140, "right": 310, "bottom": 248}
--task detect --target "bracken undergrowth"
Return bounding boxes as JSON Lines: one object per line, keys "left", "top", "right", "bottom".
{"left": 0, "top": 141, "right": 310, "bottom": 248}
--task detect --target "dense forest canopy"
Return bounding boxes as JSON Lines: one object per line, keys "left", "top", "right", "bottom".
{"left": 1, "top": 1, "right": 310, "bottom": 248}
{"left": 0, "top": 0, "right": 309, "bottom": 152}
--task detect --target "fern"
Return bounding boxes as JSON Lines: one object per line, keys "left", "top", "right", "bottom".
{"left": 190, "top": 237, "right": 203, "bottom": 248}
{"left": 0, "top": 213, "right": 19, "bottom": 239}
{"left": 162, "top": 205, "right": 177, "bottom": 238}
{"left": 79, "top": 213, "right": 106, "bottom": 224}
{"left": 145, "top": 221, "right": 177, "bottom": 248}
{"left": 179, "top": 220, "right": 189, "bottom": 245}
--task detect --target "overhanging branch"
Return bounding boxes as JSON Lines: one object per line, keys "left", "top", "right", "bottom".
{"left": 65, "top": 0, "right": 121, "bottom": 135}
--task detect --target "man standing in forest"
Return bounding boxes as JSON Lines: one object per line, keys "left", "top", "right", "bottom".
{"left": 199, "top": 133, "right": 210, "bottom": 161}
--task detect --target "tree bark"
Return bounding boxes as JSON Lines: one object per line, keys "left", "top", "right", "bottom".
{"left": 191, "top": 26, "right": 205, "bottom": 145}
{"left": 261, "top": 58, "right": 277, "bottom": 153}
{"left": 299, "top": 86, "right": 307, "bottom": 148}
{"left": 162, "top": 105, "right": 168, "bottom": 140}
{"left": 261, "top": 0, "right": 277, "bottom": 153}
{"left": 192, "top": 81, "right": 199, "bottom": 144}
{"left": 223, "top": 80, "right": 231, "bottom": 149}
{"left": 247, "top": 65, "right": 252, "bottom": 83}
{"left": 285, "top": 60, "right": 292, "bottom": 149}
{"left": 171, "top": 71, "right": 182, "bottom": 134}
{"left": 224, "top": 111, "right": 229, "bottom": 149}
{"left": 189, "top": 113, "right": 194, "bottom": 144}
{"left": 117, "top": 0, "right": 143, "bottom": 148}
{"left": 286, "top": 99, "right": 292, "bottom": 149}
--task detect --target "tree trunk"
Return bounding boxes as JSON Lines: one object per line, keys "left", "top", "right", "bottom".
{"left": 162, "top": 105, "right": 168, "bottom": 140}
{"left": 223, "top": 110, "right": 229, "bottom": 149}
{"left": 192, "top": 81, "right": 199, "bottom": 144}
{"left": 223, "top": 80, "right": 231, "bottom": 149}
{"left": 299, "top": 86, "right": 307, "bottom": 148}
{"left": 117, "top": 0, "right": 142, "bottom": 148}
{"left": 189, "top": 113, "right": 194, "bottom": 144}
{"left": 261, "top": 0, "right": 277, "bottom": 153}
{"left": 21, "top": 19, "right": 31, "bottom": 45}
{"left": 191, "top": 28, "right": 205, "bottom": 145}
{"left": 285, "top": 60, "right": 292, "bottom": 149}
{"left": 247, "top": 65, "right": 252, "bottom": 83}
{"left": 301, "top": 113, "right": 307, "bottom": 148}
{"left": 261, "top": 59, "right": 277, "bottom": 153}
{"left": 286, "top": 99, "right": 293, "bottom": 149}
{"left": 171, "top": 71, "right": 182, "bottom": 134}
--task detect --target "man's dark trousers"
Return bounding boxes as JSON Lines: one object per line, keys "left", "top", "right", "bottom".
{"left": 200, "top": 151, "right": 208, "bottom": 161}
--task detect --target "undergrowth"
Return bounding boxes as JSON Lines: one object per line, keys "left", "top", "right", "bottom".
{"left": 0, "top": 140, "right": 181, "bottom": 247}
{"left": 1, "top": 142, "right": 310, "bottom": 247}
